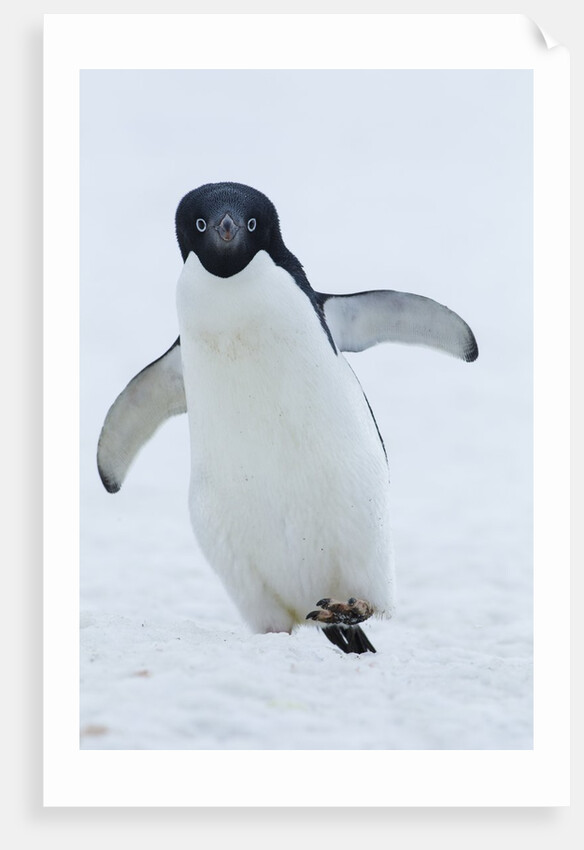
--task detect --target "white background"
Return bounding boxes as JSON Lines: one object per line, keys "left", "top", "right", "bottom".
{"left": 3, "top": 0, "right": 580, "bottom": 847}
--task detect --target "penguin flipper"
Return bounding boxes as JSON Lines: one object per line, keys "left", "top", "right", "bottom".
{"left": 97, "top": 338, "right": 186, "bottom": 493}
{"left": 319, "top": 291, "right": 478, "bottom": 362}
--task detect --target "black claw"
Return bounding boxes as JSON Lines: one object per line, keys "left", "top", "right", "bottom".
{"left": 316, "top": 598, "right": 331, "bottom": 609}
{"left": 322, "top": 625, "right": 350, "bottom": 651}
{"left": 346, "top": 626, "right": 377, "bottom": 654}
{"left": 321, "top": 625, "right": 376, "bottom": 655}
{"left": 306, "top": 610, "right": 320, "bottom": 620}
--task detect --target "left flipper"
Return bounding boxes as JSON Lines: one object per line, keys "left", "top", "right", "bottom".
{"left": 318, "top": 290, "right": 478, "bottom": 362}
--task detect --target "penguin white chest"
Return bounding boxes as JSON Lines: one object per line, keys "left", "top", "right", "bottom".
{"left": 176, "top": 250, "right": 393, "bottom": 633}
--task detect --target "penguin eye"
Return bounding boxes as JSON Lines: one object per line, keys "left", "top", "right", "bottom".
{"left": 196, "top": 218, "right": 207, "bottom": 232}
{"left": 247, "top": 218, "right": 257, "bottom": 232}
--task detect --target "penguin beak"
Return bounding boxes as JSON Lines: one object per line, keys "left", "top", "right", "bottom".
{"left": 215, "top": 213, "right": 240, "bottom": 243}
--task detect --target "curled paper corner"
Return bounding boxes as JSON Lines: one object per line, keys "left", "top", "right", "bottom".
{"left": 525, "top": 16, "right": 562, "bottom": 50}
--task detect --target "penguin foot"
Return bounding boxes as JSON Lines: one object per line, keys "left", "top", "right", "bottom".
{"left": 305, "top": 597, "right": 374, "bottom": 625}
{"left": 321, "top": 624, "right": 377, "bottom": 654}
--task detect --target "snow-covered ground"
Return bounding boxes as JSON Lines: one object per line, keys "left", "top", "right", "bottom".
{"left": 80, "top": 69, "right": 533, "bottom": 750}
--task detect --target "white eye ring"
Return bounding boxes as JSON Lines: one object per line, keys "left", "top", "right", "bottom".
{"left": 196, "top": 218, "right": 207, "bottom": 232}
{"left": 247, "top": 218, "right": 257, "bottom": 232}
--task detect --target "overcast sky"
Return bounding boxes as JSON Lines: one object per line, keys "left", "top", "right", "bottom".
{"left": 80, "top": 69, "right": 532, "bottom": 359}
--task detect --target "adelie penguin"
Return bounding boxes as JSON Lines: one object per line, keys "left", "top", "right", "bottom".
{"left": 97, "top": 181, "right": 478, "bottom": 655}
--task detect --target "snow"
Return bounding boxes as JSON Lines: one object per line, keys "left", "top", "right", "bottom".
{"left": 80, "top": 69, "right": 533, "bottom": 751}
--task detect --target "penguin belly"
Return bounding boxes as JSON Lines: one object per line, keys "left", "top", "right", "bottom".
{"left": 176, "top": 250, "right": 394, "bottom": 634}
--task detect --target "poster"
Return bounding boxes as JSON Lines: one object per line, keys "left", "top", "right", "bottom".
{"left": 44, "top": 13, "right": 569, "bottom": 806}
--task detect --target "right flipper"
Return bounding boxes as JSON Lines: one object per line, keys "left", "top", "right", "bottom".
{"left": 97, "top": 338, "right": 186, "bottom": 493}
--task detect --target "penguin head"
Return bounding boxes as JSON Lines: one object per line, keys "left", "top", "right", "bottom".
{"left": 175, "top": 182, "right": 285, "bottom": 278}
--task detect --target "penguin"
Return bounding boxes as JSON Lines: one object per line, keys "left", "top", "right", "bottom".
{"left": 97, "top": 181, "right": 478, "bottom": 654}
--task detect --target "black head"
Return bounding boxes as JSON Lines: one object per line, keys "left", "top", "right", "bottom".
{"left": 175, "top": 182, "right": 286, "bottom": 278}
